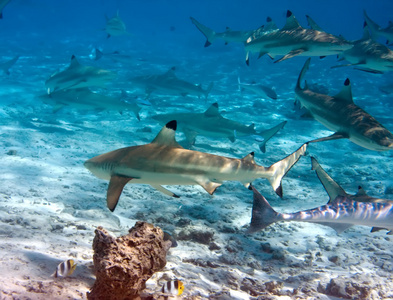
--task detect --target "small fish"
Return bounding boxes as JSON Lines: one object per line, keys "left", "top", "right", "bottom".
{"left": 161, "top": 280, "right": 184, "bottom": 296}
{"left": 52, "top": 259, "right": 77, "bottom": 278}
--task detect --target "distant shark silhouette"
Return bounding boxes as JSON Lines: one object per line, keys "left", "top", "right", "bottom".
{"left": 295, "top": 57, "right": 393, "bottom": 151}
{"left": 40, "top": 88, "right": 147, "bottom": 120}
{"left": 105, "top": 11, "right": 130, "bottom": 38}
{"left": 248, "top": 157, "right": 393, "bottom": 234}
{"left": 92, "top": 48, "right": 143, "bottom": 65}
{"left": 0, "top": 0, "right": 11, "bottom": 19}
{"left": 152, "top": 103, "right": 286, "bottom": 152}
{"left": 364, "top": 10, "right": 393, "bottom": 45}
{"left": 45, "top": 55, "right": 116, "bottom": 94}
{"left": 84, "top": 120, "right": 307, "bottom": 211}
{"left": 244, "top": 10, "right": 353, "bottom": 65}
{"left": 238, "top": 77, "right": 277, "bottom": 100}
{"left": 131, "top": 67, "right": 213, "bottom": 99}
{"left": 190, "top": 16, "right": 260, "bottom": 47}
{"left": 0, "top": 55, "right": 18, "bottom": 75}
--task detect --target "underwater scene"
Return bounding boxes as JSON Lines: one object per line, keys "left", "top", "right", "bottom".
{"left": 2, "top": 0, "right": 393, "bottom": 299}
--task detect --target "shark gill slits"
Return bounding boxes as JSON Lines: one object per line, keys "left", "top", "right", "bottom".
{"left": 166, "top": 120, "right": 177, "bottom": 131}
{"left": 344, "top": 78, "right": 350, "bottom": 86}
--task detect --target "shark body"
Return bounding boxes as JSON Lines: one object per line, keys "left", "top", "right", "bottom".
{"left": 238, "top": 77, "right": 277, "bottom": 100}
{"left": 131, "top": 67, "right": 213, "bottom": 99}
{"left": 0, "top": 55, "right": 18, "bottom": 75}
{"left": 152, "top": 103, "right": 286, "bottom": 152}
{"left": 295, "top": 57, "right": 393, "bottom": 151}
{"left": 40, "top": 88, "right": 144, "bottom": 120}
{"left": 331, "top": 24, "right": 393, "bottom": 74}
{"left": 105, "top": 11, "right": 130, "bottom": 38}
{"left": 0, "top": 0, "right": 11, "bottom": 19}
{"left": 45, "top": 55, "right": 116, "bottom": 94}
{"left": 364, "top": 10, "right": 393, "bottom": 45}
{"left": 84, "top": 120, "right": 307, "bottom": 211}
{"left": 248, "top": 157, "right": 393, "bottom": 234}
{"left": 244, "top": 11, "right": 352, "bottom": 64}
{"left": 190, "top": 17, "right": 258, "bottom": 47}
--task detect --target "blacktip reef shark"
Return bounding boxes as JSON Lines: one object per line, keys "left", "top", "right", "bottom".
{"left": 190, "top": 16, "right": 260, "bottom": 47}
{"left": 91, "top": 48, "right": 144, "bottom": 65}
{"left": 45, "top": 55, "right": 116, "bottom": 94}
{"left": 131, "top": 67, "right": 213, "bottom": 99}
{"left": 248, "top": 157, "right": 393, "bottom": 235}
{"left": 151, "top": 102, "right": 286, "bottom": 152}
{"left": 295, "top": 57, "right": 393, "bottom": 151}
{"left": 0, "top": 55, "right": 18, "bottom": 75}
{"left": 105, "top": 11, "right": 130, "bottom": 38}
{"left": 238, "top": 77, "right": 277, "bottom": 100}
{"left": 0, "top": 0, "right": 11, "bottom": 19}
{"left": 364, "top": 10, "right": 393, "bottom": 45}
{"left": 40, "top": 88, "right": 148, "bottom": 120}
{"left": 307, "top": 17, "right": 393, "bottom": 74}
{"left": 244, "top": 11, "right": 353, "bottom": 65}
{"left": 84, "top": 120, "right": 307, "bottom": 212}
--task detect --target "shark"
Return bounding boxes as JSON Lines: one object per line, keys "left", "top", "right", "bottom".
{"left": 190, "top": 16, "right": 259, "bottom": 47}
{"left": 322, "top": 21, "right": 393, "bottom": 74}
{"left": 0, "top": 55, "right": 18, "bottom": 75}
{"left": 295, "top": 57, "right": 393, "bottom": 151}
{"left": 105, "top": 11, "right": 130, "bottom": 38}
{"left": 84, "top": 120, "right": 307, "bottom": 211}
{"left": 248, "top": 157, "right": 393, "bottom": 234}
{"left": 45, "top": 55, "right": 116, "bottom": 94}
{"left": 364, "top": 10, "right": 393, "bottom": 45}
{"left": 238, "top": 77, "right": 277, "bottom": 100}
{"left": 244, "top": 10, "right": 353, "bottom": 65}
{"left": 151, "top": 103, "right": 286, "bottom": 152}
{"left": 91, "top": 48, "right": 143, "bottom": 65}
{"left": 0, "top": 0, "right": 11, "bottom": 19}
{"left": 40, "top": 88, "right": 148, "bottom": 120}
{"left": 131, "top": 67, "right": 213, "bottom": 99}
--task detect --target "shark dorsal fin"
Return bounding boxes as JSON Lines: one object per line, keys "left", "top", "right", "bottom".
{"left": 69, "top": 55, "right": 81, "bottom": 69}
{"left": 204, "top": 102, "right": 220, "bottom": 117}
{"left": 306, "top": 15, "right": 323, "bottom": 31}
{"left": 362, "top": 22, "right": 371, "bottom": 40}
{"left": 164, "top": 67, "right": 177, "bottom": 78}
{"left": 242, "top": 152, "right": 255, "bottom": 164}
{"left": 151, "top": 120, "right": 183, "bottom": 148}
{"left": 282, "top": 10, "right": 301, "bottom": 31}
{"left": 334, "top": 78, "right": 353, "bottom": 103}
{"left": 248, "top": 123, "right": 255, "bottom": 130}
{"left": 265, "top": 16, "right": 278, "bottom": 31}
{"left": 356, "top": 186, "right": 368, "bottom": 196}
{"left": 225, "top": 27, "right": 231, "bottom": 31}
{"left": 311, "top": 157, "right": 347, "bottom": 202}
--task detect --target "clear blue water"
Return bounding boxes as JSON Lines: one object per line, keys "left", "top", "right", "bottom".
{"left": 2, "top": 0, "right": 393, "bottom": 298}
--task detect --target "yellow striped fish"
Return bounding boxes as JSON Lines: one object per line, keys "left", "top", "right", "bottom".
{"left": 161, "top": 280, "right": 184, "bottom": 296}
{"left": 52, "top": 259, "right": 77, "bottom": 278}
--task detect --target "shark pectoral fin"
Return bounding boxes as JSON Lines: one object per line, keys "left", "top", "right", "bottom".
{"left": 308, "top": 132, "right": 349, "bottom": 144}
{"left": 371, "top": 227, "right": 389, "bottom": 234}
{"left": 354, "top": 67, "right": 384, "bottom": 74}
{"left": 258, "top": 52, "right": 267, "bottom": 59}
{"left": 274, "top": 49, "right": 306, "bottom": 63}
{"left": 107, "top": 175, "right": 133, "bottom": 212}
{"left": 316, "top": 222, "right": 353, "bottom": 234}
{"left": 196, "top": 179, "right": 222, "bottom": 195}
{"left": 151, "top": 185, "right": 179, "bottom": 198}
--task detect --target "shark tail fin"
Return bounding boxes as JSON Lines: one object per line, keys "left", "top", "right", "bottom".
{"left": 296, "top": 58, "right": 311, "bottom": 91}
{"left": 204, "top": 82, "right": 214, "bottom": 99}
{"left": 266, "top": 143, "right": 307, "bottom": 197}
{"left": 190, "top": 17, "right": 217, "bottom": 47}
{"left": 247, "top": 186, "right": 280, "bottom": 233}
{"left": 257, "top": 121, "right": 287, "bottom": 153}
{"left": 363, "top": 10, "right": 381, "bottom": 41}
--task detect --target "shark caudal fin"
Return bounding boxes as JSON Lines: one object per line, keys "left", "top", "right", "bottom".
{"left": 296, "top": 58, "right": 311, "bottom": 91}
{"left": 363, "top": 10, "right": 381, "bottom": 41}
{"left": 258, "top": 121, "right": 287, "bottom": 153}
{"left": 267, "top": 143, "right": 307, "bottom": 197}
{"left": 247, "top": 186, "right": 280, "bottom": 233}
{"left": 190, "top": 17, "right": 217, "bottom": 47}
{"left": 204, "top": 82, "right": 214, "bottom": 99}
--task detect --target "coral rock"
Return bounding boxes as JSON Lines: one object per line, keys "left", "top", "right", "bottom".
{"left": 87, "top": 222, "right": 172, "bottom": 300}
